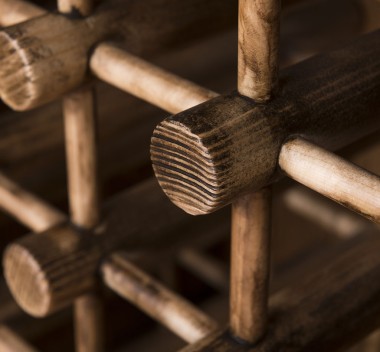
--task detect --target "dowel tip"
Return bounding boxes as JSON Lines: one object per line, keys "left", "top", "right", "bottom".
{"left": 4, "top": 242, "right": 51, "bottom": 317}
{"left": 151, "top": 119, "right": 225, "bottom": 216}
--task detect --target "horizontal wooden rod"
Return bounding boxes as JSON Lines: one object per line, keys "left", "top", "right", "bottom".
{"left": 0, "top": 0, "right": 44, "bottom": 27}
{"left": 151, "top": 30, "right": 380, "bottom": 215}
{"left": 90, "top": 43, "right": 218, "bottom": 114}
{"left": 279, "top": 138, "right": 380, "bottom": 223}
{"left": 0, "top": 325, "right": 38, "bottom": 352}
{"left": 180, "top": 231, "right": 380, "bottom": 351}
{"left": 102, "top": 252, "right": 218, "bottom": 343}
{"left": 3, "top": 178, "right": 230, "bottom": 317}
{"left": 0, "top": 172, "right": 66, "bottom": 232}
{"left": 283, "top": 186, "right": 374, "bottom": 239}
{"left": 0, "top": 0, "right": 236, "bottom": 111}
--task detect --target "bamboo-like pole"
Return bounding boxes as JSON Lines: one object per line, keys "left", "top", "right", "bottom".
{"left": 90, "top": 43, "right": 218, "bottom": 114}
{"left": 0, "top": 0, "right": 44, "bottom": 26}
{"left": 57, "top": 1, "right": 103, "bottom": 350}
{"left": 0, "top": 172, "right": 65, "bottom": 232}
{"left": 102, "top": 252, "right": 218, "bottom": 343}
{"left": 279, "top": 138, "right": 380, "bottom": 223}
{"left": 0, "top": 326, "right": 38, "bottom": 352}
{"left": 229, "top": 0, "right": 280, "bottom": 343}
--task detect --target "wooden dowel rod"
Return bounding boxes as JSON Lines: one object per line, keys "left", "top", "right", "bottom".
{"left": 230, "top": 189, "right": 271, "bottom": 343}
{"left": 4, "top": 179, "right": 230, "bottom": 317}
{"left": 0, "top": 172, "right": 65, "bottom": 232}
{"left": 63, "top": 87, "right": 100, "bottom": 228}
{"left": 279, "top": 138, "right": 380, "bottom": 223}
{"left": 238, "top": 0, "right": 281, "bottom": 101}
{"left": 151, "top": 30, "right": 380, "bottom": 215}
{"left": 0, "top": 326, "right": 38, "bottom": 352}
{"left": 102, "top": 253, "right": 218, "bottom": 343}
{"left": 0, "top": 0, "right": 44, "bottom": 27}
{"left": 90, "top": 43, "right": 218, "bottom": 114}
{"left": 0, "top": 0, "right": 236, "bottom": 111}
{"left": 283, "top": 186, "right": 374, "bottom": 238}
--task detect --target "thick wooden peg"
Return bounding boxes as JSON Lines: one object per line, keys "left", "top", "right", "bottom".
{"left": 0, "top": 0, "right": 236, "bottom": 110}
{"left": 3, "top": 180, "right": 228, "bottom": 317}
{"left": 151, "top": 31, "right": 380, "bottom": 215}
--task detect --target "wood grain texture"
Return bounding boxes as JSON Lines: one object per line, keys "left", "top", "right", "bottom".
{"left": 0, "top": 0, "right": 44, "bottom": 27}
{"left": 151, "top": 31, "right": 380, "bottom": 215}
{"left": 0, "top": 326, "right": 38, "bottom": 352}
{"left": 180, "top": 232, "right": 380, "bottom": 351}
{"left": 0, "top": 0, "right": 236, "bottom": 110}
{"left": 279, "top": 138, "right": 380, "bottom": 223}
{"left": 102, "top": 252, "right": 218, "bottom": 343}
{"left": 3, "top": 179, "right": 229, "bottom": 317}
{"left": 230, "top": 188, "right": 271, "bottom": 342}
{"left": 90, "top": 43, "right": 218, "bottom": 114}
{"left": 238, "top": 0, "right": 281, "bottom": 101}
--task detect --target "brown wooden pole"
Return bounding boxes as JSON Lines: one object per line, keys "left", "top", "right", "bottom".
{"left": 102, "top": 252, "right": 218, "bottom": 343}
{"left": 228, "top": 0, "right": 280, "bottom": 344}
{"left": 279, "top": 138, "right": 380, "bottom": 223}
{"left": 0, "top": 0, "right": 44, "bottom": 27}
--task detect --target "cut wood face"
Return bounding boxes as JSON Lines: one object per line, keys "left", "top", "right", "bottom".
{"left": 151, "top": 30, "right": 380, "bottom": 215}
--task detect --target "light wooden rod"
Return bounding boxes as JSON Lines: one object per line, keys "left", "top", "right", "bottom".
{"left": 279, "top": 138, "right": 380, "bottom": 223}
{"left": 0, "top": 325, "right": 38, "bottom": 352}
{"left": 102, "top": 253, "right": 218, "bottom": 343}
{"left": 180, "top": 232, "right": 380, "bottom": 351}
{"left": 3, "top": 179, "right": 230, "bottom": 317}
{"left": 151, "top": 30, "right": 380, "bottom": 215}
{"left": 0, "top": 0, "right": 236, "bottom": 111}
{"left": 0, "top": 172, "right": 65, "bottom": 232}
{"left": 91, "top": 43, "right": 218, "bottom": 114}
{"left": 238, "top": 0, "right": 280, "bottom": 101}
{"left": 0, "top": 0, "right": 44, "bottom": 27}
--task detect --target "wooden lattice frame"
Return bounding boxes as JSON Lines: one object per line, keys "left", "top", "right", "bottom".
{"left": 0, "top": 0, "right": 379, "bottom": 351}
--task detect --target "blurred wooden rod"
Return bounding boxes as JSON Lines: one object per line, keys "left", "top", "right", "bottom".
{"left": 283, "top": 186, "right": 374, "bottom": 238}
{"left": 102, "top": 252, "right": 218, "bottom": 343}
{"left": 0, "top": 326, "right": 38, "bottom": 352}
{"left": 90, "top": 43, "right": 218, "bottom": 114}
{"left": 279, "top": 138, "right": 380, "bottom": 224}
{"left": 0, "top": 172, "right": 65, "bottom": 232}
{"left": 0, "top": 0, "right": 44, "bottom": 26}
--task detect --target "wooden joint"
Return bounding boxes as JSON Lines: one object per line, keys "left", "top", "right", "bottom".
{"left": 151, "top": 31, "right": 380, "bottom": 215}
{"left": 0, "top": 0, "right": 236, "bottom": 111}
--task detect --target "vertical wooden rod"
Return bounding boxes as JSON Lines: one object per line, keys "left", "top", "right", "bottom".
{"left": 230, "top": 189, "right": 272, "bottom": 342}
{"left": 230, "top": 0, "right": 280, "bottom": 343}
{"left": 58, "top": 1, "right": 103, "bottom": 351}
